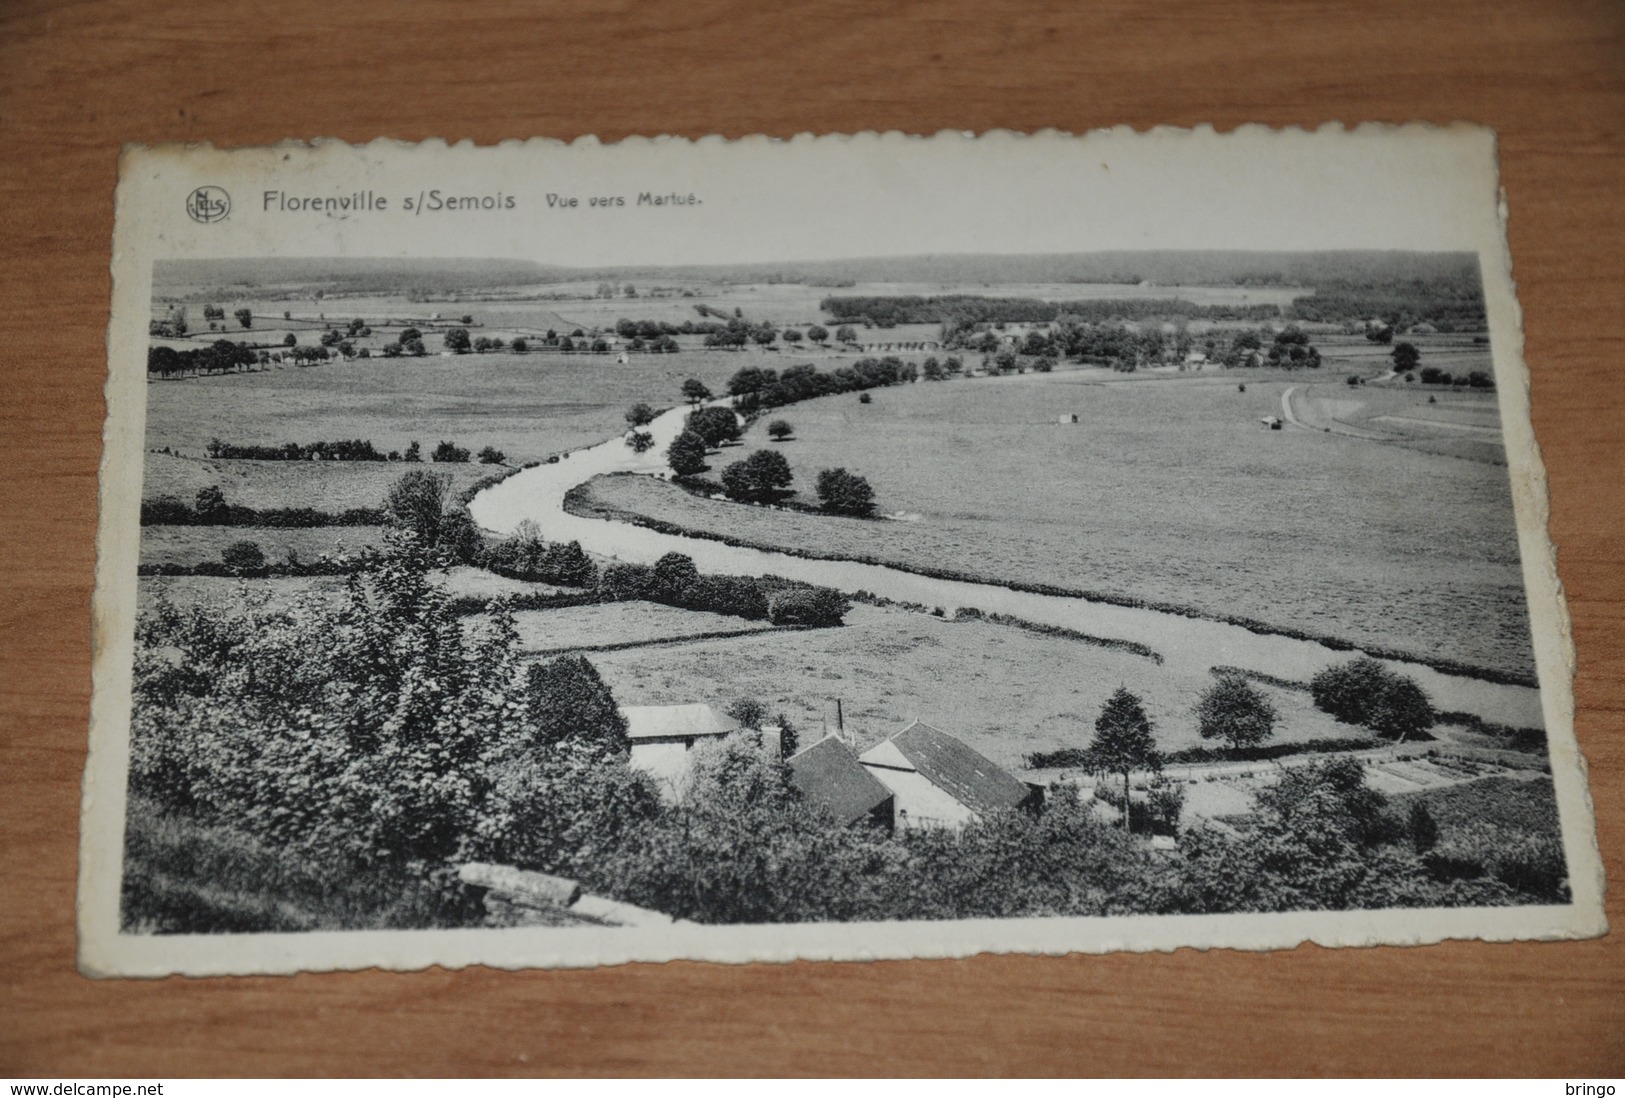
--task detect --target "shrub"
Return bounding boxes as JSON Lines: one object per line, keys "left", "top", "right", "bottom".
{"left": 767, "top": 588, "right": 849, "bottom": 627}
{"left": 1310, "top": 657, "right": 1436, "bottom": 741}
{"left": 220, "top": 540, "right": 266, "bottom": 573}
{"left": 477, "top": 445, "right": 506, "bottom": 465}
{"left": 524, "top": 655, "right": 629, "bottom": 753}
{"left": 432, "top": 440, "right": 471, "bottom": 463}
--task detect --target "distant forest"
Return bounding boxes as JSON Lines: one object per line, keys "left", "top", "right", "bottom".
{"left": 155, "top": 251, "right": 1486, "bottom": 328}
{"left": 825, "top": 281, "right": 1486, "bottom": 330}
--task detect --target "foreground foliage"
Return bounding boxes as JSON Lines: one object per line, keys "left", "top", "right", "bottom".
{"left": 126, "top": 537, "right": 1568, "bottom": 932}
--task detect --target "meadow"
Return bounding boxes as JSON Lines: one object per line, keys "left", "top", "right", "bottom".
{"left": 145, "top": 349, "right": 750, "bottom": 465}
{"left": 503, "top": 601, "right": 778, "bottom": 655}
{"left": 138, "top": 524, "right": 387, "bottom": 568}
{"left": 579, "top": 371, "right": 1535, "bottom": 677}
{"left": 141, "top": 451, "right": 503, "bottom": 509}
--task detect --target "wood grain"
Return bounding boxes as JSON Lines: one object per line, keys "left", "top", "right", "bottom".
{"left": 1, "top": 0, "right": 1620, "bottom": 1077}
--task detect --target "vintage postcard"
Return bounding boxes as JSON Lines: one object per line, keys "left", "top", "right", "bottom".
{"left": 81, "top": 128, "right": 1605, "bottom": 977}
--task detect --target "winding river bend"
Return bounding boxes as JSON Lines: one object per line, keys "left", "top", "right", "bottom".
{"left": 469, "top": 401, "right": 1543, "bottom": 728}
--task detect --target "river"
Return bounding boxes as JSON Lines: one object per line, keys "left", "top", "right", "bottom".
{"left": 468, "top": 401, "right": 1544, "bottom": 728}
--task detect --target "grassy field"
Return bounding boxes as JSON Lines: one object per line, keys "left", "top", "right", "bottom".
{"left": 499, "top": 601, "right": 778, "bottom": 655}
{"left": 141, "top": 451, "right": 505, "bottom": 509}
{"left": 579, "top": 371, "right": 1534, "bottom": 677}
{"left": 145, "top": 349, "right": 755, "bottom": 464}
{"left": 587, "top": 602, "right": 1361, "bottom": 774}
{"left": 138, "top": 525, "right": 388, "bottom": 568}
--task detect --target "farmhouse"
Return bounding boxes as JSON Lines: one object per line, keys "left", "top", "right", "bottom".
{"left": 788, "top": 735, "right": 895, "bottom": 829}
{"left": 858, "top": 721, "right": 1041, "bottom": 830}
{"left": 620, "top": 703, "right": 737, "bottom": 794}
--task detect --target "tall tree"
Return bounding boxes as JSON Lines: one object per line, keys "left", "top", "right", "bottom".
{"left": 1089, "top": 688, "right": 1161, "bottom": 831}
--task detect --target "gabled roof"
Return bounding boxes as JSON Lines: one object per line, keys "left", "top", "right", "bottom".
{"left": 860, "top": 721, "right": 1033, "bottom": 816}
{"left": 619, "top": 703, "right": 735, "bottom": 741}
{"left": 788, "top": 736, "right": 894, "bottom": 826}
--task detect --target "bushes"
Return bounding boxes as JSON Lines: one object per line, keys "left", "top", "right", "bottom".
{"left": 141, "top": 493, "right": 385, "bottom": 528}
{"left": 766, "top": 587, "right": 850, "bottom": 627}
{"left": 206, "top": 438, "right": 386, "bottom": 462}
{"left": 432, "top": 440, "right": 472, "bottom": 463}
{"left": 588, "top": 552, "right": 841, "bottom": 625}
{"left": 1310, "top": 657, "right": 1436, "bottom": 741}
{"left": 481, "top": 525, "right": 600, "bottom": 589}
{"left": 686, "top": 406, "right": 742, "bottom": 448}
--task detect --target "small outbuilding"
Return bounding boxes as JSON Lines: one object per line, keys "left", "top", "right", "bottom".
{"left": 620, "top": 703, "right": 737, "bottom": 795}
{"left": 788, "top": 736, "right": 895, "bottom": 829}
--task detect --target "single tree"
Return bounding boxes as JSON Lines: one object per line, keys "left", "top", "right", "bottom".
{"left": 815, "top": 468, "right": 876, "bottom": 517}
{"left": 776, "top": 712, "right": 800, "bottom": 758}
{"left": 625, "top": 402, "right": 656, "bottom": 428}
{"left": 720, "top": 449, "right": 793, "bottom": 503}
{"left": 443, "top": 327, "right": 472, "bottom": 354}
{"left": 1391, "top": 341, "right": 1421, "bottom": 372}
{"left": 1089, "top": 687, "right": 1161, "bottom": 831}
{"left": 233, "top": 308, "right": 252, "bottom": 329}
{"left": 807, "top": 325, "right": 829, "bottom": 345}
{"left": 461, "top": 314, "right": 474, "bottom": 325}
{"left": 626, "top": 429, "right": 655, "bottom": 453}
{"left": 835, "top": 324, "right": 856, "bottom": 344}
{"left": 510, "top": 337, "right": 528, "bottom": 353}
{"left": 667, "top": 429, "right": 709, "bottom": 476}
{"left": 383, "top": 470, "right": 452, "bottom": 545}
{"left": 402, "top": 440, "right": 422, "bottom": 463}
{"left": 681, "top": 378, "right": 713, "bottom": 404}
{"left": 767, "top": 419, "right": 794, "bottom": 442}
{"left": 477, "top": 445, "right": 506, "bottom": 464}
{"left": 283, "top": 332, "right": 298, "bottom": 347}
{"left": 524, "top": 655, "right": 629, "bottom": 753}
{"left": 782, "top": 328, "right": 802, "bottom": 345}
{"left": 1195, "top": 675, "right": 1278, "bottom": 751}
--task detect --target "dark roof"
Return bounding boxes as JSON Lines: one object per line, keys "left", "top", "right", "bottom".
{"left": 879, "top": 721, "right": 1034, "bottom": 815}
{"left": 788, "top": 736, "right": 894, "bottom": 826}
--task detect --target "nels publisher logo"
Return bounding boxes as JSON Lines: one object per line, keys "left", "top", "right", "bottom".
{"left": 185, "top": 185, "right": 231, "bottom": 223}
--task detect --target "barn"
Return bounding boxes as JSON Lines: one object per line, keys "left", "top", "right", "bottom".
{"left": 788, "top": 736, "right": 895, "bottom": 829}
{"left": 858, "top": 721, "right": 1041, "bottom": 830}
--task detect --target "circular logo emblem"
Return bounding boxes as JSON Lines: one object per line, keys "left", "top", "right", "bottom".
{"left": 185, "top": 186, "right": 231, "bottom": 224}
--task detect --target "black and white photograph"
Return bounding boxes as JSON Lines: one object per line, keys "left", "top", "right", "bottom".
{"left": 81, "top": 130, "right": 1605, "bottom": 975}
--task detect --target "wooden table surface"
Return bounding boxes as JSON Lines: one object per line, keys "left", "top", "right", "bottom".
{"left": 2, "top": 0, "right": 1621, "bottom": 1078}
